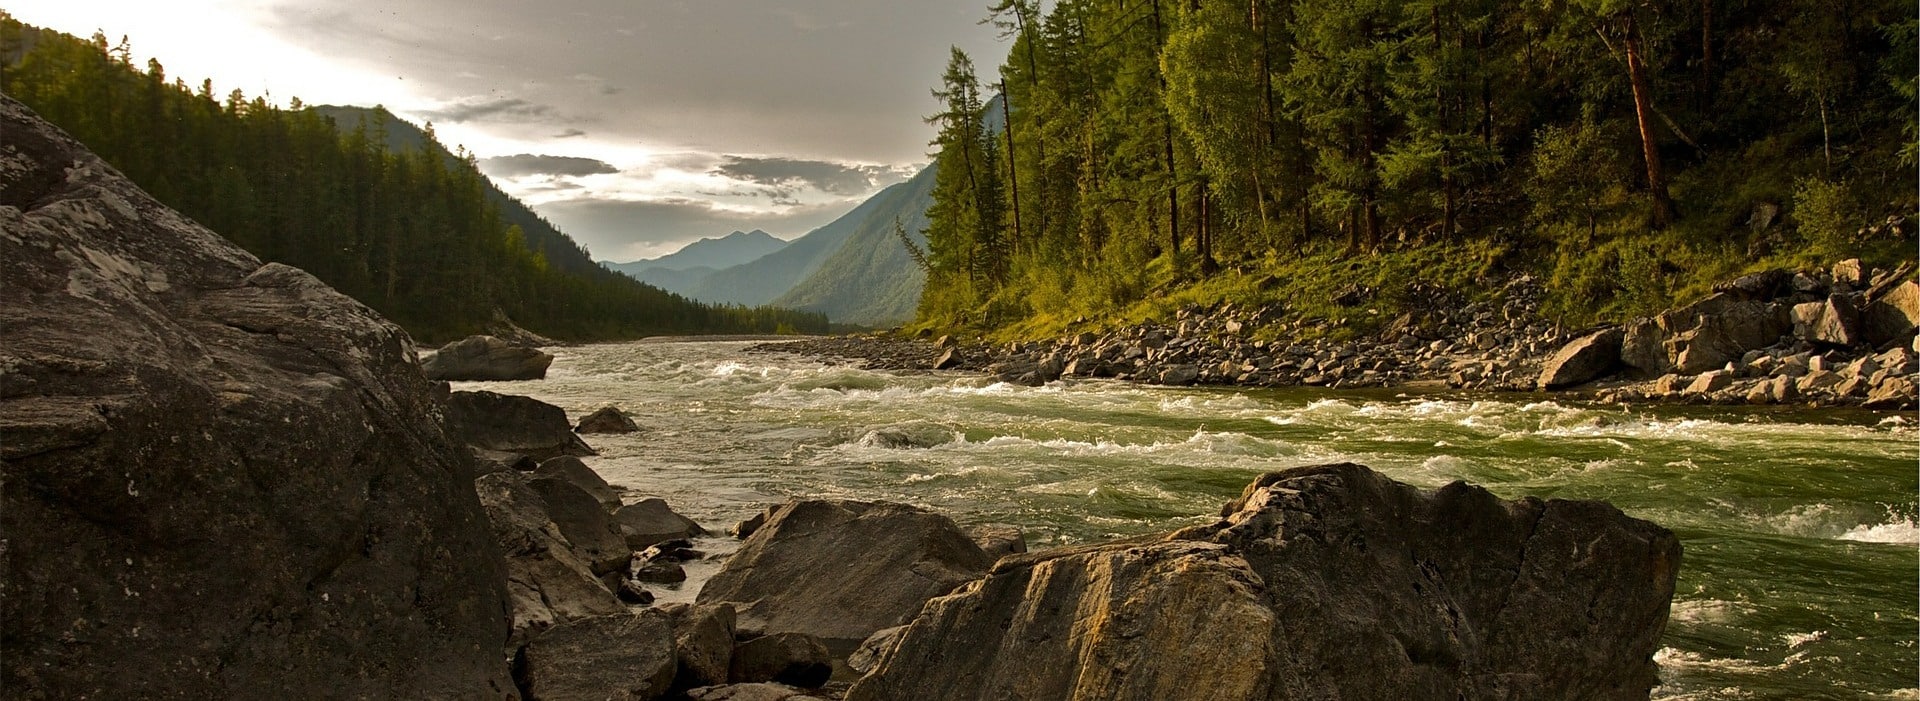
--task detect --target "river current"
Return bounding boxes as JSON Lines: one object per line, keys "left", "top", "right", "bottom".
{"left": 459, "top": 339, "right": 1918, "bottom": 700}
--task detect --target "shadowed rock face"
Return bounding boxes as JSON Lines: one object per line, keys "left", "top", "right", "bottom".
{"left": 849, "top": 464, "right": 1680, "bottom": 701}
{"left": 0, "top": 96, "right": 514, "bottom": 697}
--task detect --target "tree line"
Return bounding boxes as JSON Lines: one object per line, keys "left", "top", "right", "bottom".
{"left": 920, "top": 0, "right": 1915, "bottom": 331}
{"left": 0, "top": 16, "right": 829, "bottom": 342}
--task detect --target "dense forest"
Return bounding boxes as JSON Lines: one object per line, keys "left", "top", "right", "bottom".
{"left": 0, "top": 16, "right": 829, "bottom": 342}
{"left": 920, "top": 0, "right": 1916, "bottom": 338}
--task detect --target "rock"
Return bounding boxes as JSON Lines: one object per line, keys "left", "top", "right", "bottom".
{"left": 1865, "top": 376, "right": 1917, "bottom": 409}
{"left": 1791, "top": 295, "right": 1861, "bottom": 346}
{"left": 575, "top": 405, "right": 640, "bottom": 434}
{"left": 733, "top": 507, "right": 774, "bottom": 539}
{"left": 515, "top": 612, "right": 676, "bottom": 701}
{"left": 1157, "top": 364, "right": 1201, "bottom": 386}
{"left": 1833, "top": 258, "right": 1866, "bottom": 286}
{"left": 616, "top": 580, "right": 655, "bottom": 605}
{"left": 660, "top": 603, "right": 737, "bottom": 690}
{"left": 535, "top": 456, "right": 623, "bottom": 509}
{"left": 1685, "top": 370, "right": 1734, "bottom": 395}
{"left": 687, "top": 684, "right": 826, "bottom": 701}
{"left": 445, "top": 390, "right": 597, "bottom": 461}
{"left": 527, "top": 475, "right": 632, "bottom": 575}
{"left": 1652, "top": 373, "right": 1689, "bottom": 395}
{"left": 614, "top": 498, "right": 708, "bottom": 549}
{"left": 1661, "top": 294, "right": 1791, "bottom": 374}
{"left": 1536, "top": 328, "right": 1623, "bottom": 390}
{"left": 847, "top": 464, "right": 1679, "bottom": 701}
{"left": 730, "top": 633, "right": 833, "bottom": 688}
{"left": 632, "top": 561, "right": 688, "bottom": 584}
{"left": 933, "top": 334, "right": 956, "bottom": 349}
{"left": 475, "top": 472, "right": 624, "bottom": 643}
{"left": 1798, "top": 369, "right": 1843, "bottom": 392}
{"left": 423, "top": 334, "right": 554, "bottom": 381}
{"left": 0, "top": 96, "right": 513, "bottom": 697}
{"left": 1713, "top": 268, "right": 1793, "bottom": 300}
{"left": 1834, "top": 376, "right": 1870, "bottom": 397}
{"left": 1619, "top": 318, "right": 1672, "bottom": 377}
{"left": 966, "top": 524, "right": 1028, "bottom": 560}
{"left": 697, "top": 499, "right": 994, "bottom": 651}
{"left": 847, "top": 625, "right": 908, "bottom": 675}
{"left": 475, "top": 447, "right": 541, "bottom": 476}
{"left": 931, "top": 347, "right": 961, "bottom": 370}
{"left": 1862, "top": 280, "right": 1920, "bottom": 347}
{"left": 1767, "top": 375, "right": 1799, "bottom": 403}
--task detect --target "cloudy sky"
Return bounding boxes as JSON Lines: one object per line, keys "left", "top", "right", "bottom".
{"left": 8, "top": 1, "right": 1010, "bottom": 262}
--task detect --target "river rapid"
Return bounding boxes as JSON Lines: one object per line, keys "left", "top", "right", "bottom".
{"left": 462, "top": 339, "right": 1918, "bottom": 700}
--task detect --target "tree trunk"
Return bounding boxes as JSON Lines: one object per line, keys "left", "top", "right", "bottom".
{"left": 1149, "top": 0, "right": 1179, "bottom": 256}
{"left": 999, "top": 81, "right": 1024, "bottom": 256}
{"left": 1623, "top": 12, "right": 1676, "bottom": 228}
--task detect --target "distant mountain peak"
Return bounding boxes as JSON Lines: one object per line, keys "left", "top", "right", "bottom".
{"left": 605, "top": 228, "right": 792, "bottom": 275}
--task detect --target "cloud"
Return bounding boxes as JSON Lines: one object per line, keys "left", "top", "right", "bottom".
{"left": 479, "top": 153, "right": 619, "bottom": 177}
{"left": 536, "top": 195, "right": 859, "bottom": 262}
{"left": 713, "top": 156, "right": 911, "bottom": 196}
{"left": 417, "top": 96, "right": 556, "bottom": 124}
{"left": 553, "top": 128, "right": 587, "bottom": 138}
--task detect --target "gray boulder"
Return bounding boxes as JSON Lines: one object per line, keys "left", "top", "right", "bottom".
{"left": 966, "top": 523, "right": 1028, "bottom": 560}
{"left": 1792, "top": 294, "right": 1861, "bottom": 346}
{"left": 614, "top": 498, "right": 708, "bottom": 550}
{"left": 848, "top": 464, "right": 1679, "bottom": 701}
{"left": 1157, "top": 364, "right": 1201, "bottom": 386}
{"left": 729, "top": 633, "right": 833, "bottom": 688}
{"left": 515, "top": 612, "right": 676, "bottom": 701}
{"left": 445, "top": 390, "right": 597, "bottom": 462}
{"left": 475, "top": 473, "right": 624, "bottom": 644}
{"left": 1619, "top": 317, "right": 1671, "bottom": 377}
{"left": 527, "top": 476, "right": 633, "bottom": 575}
{"left": 1536, "top": 327, "right": 1623, "bottom": 390}
{"left": 423, "top": 334, "right": 554, "bottom": 381}
{"left": 697, "top": 500, "right": 994, "bottom": 651}
{"left": 0, "top": 96, "right": 514, "bottom": 697}
{"left": 1660, "top": 293, "right": 1790, "bottom": 373}
{"left": 534, "top": 456, "right": 623, "bottom": 510}
{"left": 1863, "top": 280, "right": 1920, "bottom": 347}
{"left": 576, "top": 405, "right": 640, "bottom": 434}
{"left": 660, "top": 603, "right": 738, "bottom": 690}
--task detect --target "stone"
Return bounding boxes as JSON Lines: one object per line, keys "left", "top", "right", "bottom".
{"left": 848, "top": 464, "right": 1678, "bottom": 701}
{"left": 660, "top": 603, "right": 738, "bottom": 690}
{"left": 1865, "top": 376, "right": 1917, "bottom": 410}
{"left": 575, "top": 405, "right": 640, "bottom": 434}
{"left": 933, "top": 334, "right": 956, "bottom": 349}
{"left": 733, "top": 508, "right": 774, "bottom": 539}
{"left": 1798, "top": 370, "right": 1843, "bottom": 393}
{"left": 1791, "top": 295, "right": 1861, "bottom": 346}
{"left": 1878, "top": 346, "right": 1917, "bottom": 374}
{"left": 1713, "top": 267, "right": 1793, "bottom": 300}
{"left": 1862, "top": 280, "right": 1920, "bottom": 347}
{"left": 1619, "top": 318, "right": 1671, "bottom": 377}
{"left": 1536, "top": 328, "right": 1623, "bottom": 390}
{"left": 731, "top": 633, "right": 833, "bottom": 688}
{"left": 1685, "top": 370, "right": 1733, "bottom": 395}
{"left": 1834, "top": 376, "right": 1869, "bottom": 397}
{"left": 614, "top": 498, "right": 708, "bottom": 549}
{"left": 697, "top": 499, "right": 993, "bottom": 652}
{"left": 1768, "top": 375, "right": 1799, "bottom": 403}
{"left": 632, "top": 561, "right": 688, "bottom": 584}
{"left": 535, "top": 456, "right": 622, "bottom": 510}
{"left": 528, "top": 475, "right": 633, "bottom": 575}
{"left": 1659, "top": 293, "right": 1791, "bottom": 374}
{"left": 1833, "top": 258, "right": 1866, "bottom": 286}
{"left": 931, "top": 347, "right": 960, "bottom": 370}
{"left": 687, "top": 684, "right": 826, "bottom": 701}
{"left": 967, "top": 523, "right": 1028, "bottom": 560}
{"left": 445, "top": 390, "right": 597, "bottom": 462}
{"left": 1158, "top": 364, "right": 1201, "bottom": 386}
{"left": 515, "top": 612, "right": 676, "bottom": 701}
{"left": 847, "top": 625, "right": 909, "bottom": 675}
{"left": 1652, "top": 374, "right": 1689, "bottom": 395}
{"left": 423, "top": 334, "right": 554, "bottom": 381}
{"left": 0, "top": 96, "right": 513, "bottom": 698}
{"left": 475, "top": 472, "right": 624, "bottom": 643}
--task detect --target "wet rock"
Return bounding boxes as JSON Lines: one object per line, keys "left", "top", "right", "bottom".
{"left": 849, "top": 464, "right": 1678, "bottom": 701}
{"left": 1536, "top": 327, "right": 1623, "bottom": 390}
{"left": 660, "top": 603, "right": 737, "bottom": 690}
{"left": 967, "top": 524, "right": 1028, "bottom": 560}
{"left": 445, "top": 390, "right": 597, "bottom": 462}
{"left": 697, "top": 499, "right": 993, "bottom": 651}
{"left": 0, "top": 96, "right": 512, "bottom": 698}
{"left": 515, "top": 611, "right": 676, "bottom": 701}
{"left": 575, "top": 405, "right": 640, "bottom": 434}
{"left": 730, "top": 633, "right": 833, "bottom": 688}
{"left": 475, "top": 472, "right": 624, "bottom": 643}
{"left": 534, "top": 456, "right": 622, "bottom": 510}
{"left": 614, "top": 498, "right": 708, "bottom": 549}
{"left": 423, "top": 334, "right": 554, "bottom": 381}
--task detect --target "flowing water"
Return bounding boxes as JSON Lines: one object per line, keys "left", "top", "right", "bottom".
{"left": 462, "top": 339, "right": 1918, "bottom": 699}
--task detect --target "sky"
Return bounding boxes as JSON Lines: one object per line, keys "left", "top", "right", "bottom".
{"left": 7, "top": 0, "right": 1011, "bottom": 262}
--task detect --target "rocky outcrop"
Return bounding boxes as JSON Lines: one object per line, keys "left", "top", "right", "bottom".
{"left": 576, "top": 405, "right": 640, "bottom": 434}
{"left": 423, "top": 334, "right": 554, "bottom": 381}
{"left": 1536, "top": 328, "right": 1623, "bottom": 390}
{"left": 514, "top": 612, "right": 676, "bottom": 701}
{"left": 1660, "top": 293, "right": 1791, "bottom": 373}
{"left": 697, "top": 499, "right": 994, "bottom": 651}
{"left": 445, "top": 390, "right": 596, "bottom": 462}
{"left": 1792, "top": 295, "right": 1861, "bottom": 346}
{"left": 475, "top": 472, "right": 624, "bottom": 644}
{"left": 848, "top": 464, "right": 1680, "bottom": 701}
{"left": 0, "top": 96, "right": 513, "bottom": 697}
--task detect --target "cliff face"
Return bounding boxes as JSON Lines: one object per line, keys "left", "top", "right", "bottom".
{"left": 0, "top": 95, "right": 514, "bottom": 698}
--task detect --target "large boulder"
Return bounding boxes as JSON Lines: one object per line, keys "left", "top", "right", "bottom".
{"left": 1536, "top": 327, "right": 1624, "bottom": 390}
{"left": 475, "top": 473, "right": 624, "bottom": 644}
{"left": 614, "top": 498, "right": 709, "bottom": 550}
{"left": 0, "top": 96, "right": 514, "bottom": 697}
{"left": 1791, "top": 294, "right": 1862, "bottom": 346}
{"left": 1863, "top": 280, "right": 1920, "bottom": 347}
{"left": 514, "top": 612, "right": 677, "bottom": 701}
{"left": 848, "top": 464, "right": 1680, "bottom": 701}
{"left": 660, "top": 603, "right": 738, "bottom": 690}
{"left": 534, "top": 455, "right": 623, "bottom": 510}
{"left": 423, "top": 334, "right": 553, "bottom": 381}
{"left": 527, "top": 475, "right": 633, "bottom": 575}
{"left": 697, "top": 500, "right": 994, "bottom": 651}
{"left": 1660, "top": 293, "right": 1791, "bottom": 373}
{"left": 575, "top": 405, "right": 640, "bottom": 434}
{"left": 729, "top": 633, "right": 833, "bottom": 688}
{"left": 1618, "top": 317, "right": 1671, "bottom": 377}
{"left": 444, "top": 390, "right": 596, "bottom": 462}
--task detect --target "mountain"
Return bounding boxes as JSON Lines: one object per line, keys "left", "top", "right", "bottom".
{"left": 679, "top": 178, "right": 922, "bottom": 307}
{"left": 771, "top": 164, "right": 936, "bottom": 326}
{"left": 608, "top": 229, "right": 788, "bottom": 272}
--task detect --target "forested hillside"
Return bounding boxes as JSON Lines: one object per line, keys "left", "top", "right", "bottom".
{"left": 919, "top": 0, "right": 1916, "bottom": 338}
{"left": 0, "top": 17, "right": 828, "bottom": 342}
{"left": 772, "top": 164, "right": 939, "bottom": 326}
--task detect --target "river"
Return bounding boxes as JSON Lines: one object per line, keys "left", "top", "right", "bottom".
{"left": 459, "top": 339, "right": 1918, "bottom": 700}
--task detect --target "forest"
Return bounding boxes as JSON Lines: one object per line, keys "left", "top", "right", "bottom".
{"left": 918, "top": 0, "right": 1916, "bottom": 338}
{"left": 0, "top": 16, "right": 830, "bottom": 343}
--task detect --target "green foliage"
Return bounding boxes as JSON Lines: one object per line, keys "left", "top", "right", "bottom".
{"left": 913, "top": 0, "right": 1915, "bottom": 339}
{"left": 0, "top": 16, "right": 827, "bottom": 342}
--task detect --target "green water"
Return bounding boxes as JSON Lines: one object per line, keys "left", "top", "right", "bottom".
{"left": 471, "top": 340, "right": 1919, "bottom": 699}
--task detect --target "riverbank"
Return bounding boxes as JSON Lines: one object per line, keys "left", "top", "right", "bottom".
{"left": 752, "top": 265, "right": 1919, "bottom": 411}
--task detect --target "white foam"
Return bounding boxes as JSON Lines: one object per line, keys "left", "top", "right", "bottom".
{"left": 1838, "top": 518, "right": 1920, "bottom": 545}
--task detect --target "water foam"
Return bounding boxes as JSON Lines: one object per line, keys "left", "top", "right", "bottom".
{"left": 1838, "top": 517, "right": 1920, "bottom": 545}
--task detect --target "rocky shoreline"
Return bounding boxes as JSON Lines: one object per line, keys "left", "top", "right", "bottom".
{"left": 751, "top": 264, "right": 1918, "bottom": 412}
